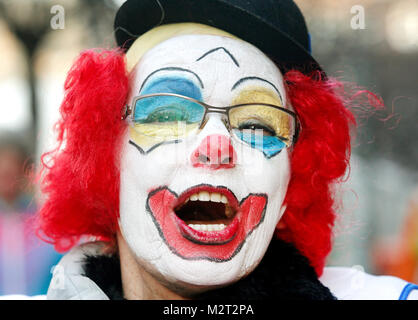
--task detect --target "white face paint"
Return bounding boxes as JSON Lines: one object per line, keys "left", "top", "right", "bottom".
{"left": 119, "top": 35, "right": 292, "bottom": 292}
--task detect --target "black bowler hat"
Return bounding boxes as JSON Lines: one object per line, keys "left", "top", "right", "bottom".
{"left": 114, "top": 0, "right": 324, "bottom": 75}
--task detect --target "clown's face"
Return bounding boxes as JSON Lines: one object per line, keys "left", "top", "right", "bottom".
{"left": 119, "top": 34, "right": 292, "bottom": 293}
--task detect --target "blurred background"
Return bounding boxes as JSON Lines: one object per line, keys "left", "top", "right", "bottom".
{"left": 0, "top": 0, "right": 416, "bottom": 295}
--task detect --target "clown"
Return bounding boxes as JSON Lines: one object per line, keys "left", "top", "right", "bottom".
{"left": 36, "top": 0, "right": 417, "bottom": 300}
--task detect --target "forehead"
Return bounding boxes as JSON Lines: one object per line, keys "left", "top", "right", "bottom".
{"left": 130, "top": 35, "right": 286, "bottom": 104}
{"left": 138, "top": 34, "right": 278, "bottom": 70}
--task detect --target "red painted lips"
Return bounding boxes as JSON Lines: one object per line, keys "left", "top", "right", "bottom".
{"left": 146, "top": 185, "right": 267, "bottom": 261}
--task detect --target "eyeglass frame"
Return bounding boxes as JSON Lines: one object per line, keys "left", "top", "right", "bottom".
{"left": 122, "top": 93, "right": 301, "bottom": 145}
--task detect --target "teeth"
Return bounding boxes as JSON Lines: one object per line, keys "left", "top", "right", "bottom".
{"left": 186, "top": 192, "right": 229, "bottom": 204}
{"left": 198, "top": 191, "right": 210, "bottom": 201}
{"left": 225, "top": 205, "right": 234, "bottom": 218}
{"left": 188, "top": 224, "right": 226, "bottom": 231}
{"left": 210, "top": 192, "right": 221, "bottom": 202}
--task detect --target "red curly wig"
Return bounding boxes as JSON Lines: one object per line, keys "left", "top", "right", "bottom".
{"left": 37, "top": 49, "right": 357, "bottom": 276}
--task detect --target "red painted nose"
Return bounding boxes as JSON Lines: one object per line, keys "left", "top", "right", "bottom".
{"left": 191, "top": 134, "right": 236, "bottom": 169}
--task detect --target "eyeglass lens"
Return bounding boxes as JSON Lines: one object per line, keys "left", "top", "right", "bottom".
{"left": 132, "top": 94, "right": 296, "bottom": 157}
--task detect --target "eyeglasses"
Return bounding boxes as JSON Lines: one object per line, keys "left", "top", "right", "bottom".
{"left": 122, "top": 93, "right": 300, "bottom": 153}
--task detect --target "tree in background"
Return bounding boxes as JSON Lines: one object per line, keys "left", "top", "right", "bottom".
{"left": 0, "top": 0, "right": 118, "bottom": 156}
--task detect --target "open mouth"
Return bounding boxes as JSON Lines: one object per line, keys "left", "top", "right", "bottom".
{"left": 173, "top": 187, "right": 240, "bottom": 245}
{"left": 146, "top": 184, "right": 267, "bottom": 261}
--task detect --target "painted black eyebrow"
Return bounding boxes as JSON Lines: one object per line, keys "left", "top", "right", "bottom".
{"left": 196, "top": 47, "right": 240, "bottom": 67}
{"left": 231, "top": 76, "right": 283, "bottom": 102}
{"left": 139, "top": 67, "right": 204, "bottom": 93}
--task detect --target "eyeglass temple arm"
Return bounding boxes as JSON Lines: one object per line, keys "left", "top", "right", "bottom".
{"left": 121, "top": 104, "right": 132, "bottom": 120}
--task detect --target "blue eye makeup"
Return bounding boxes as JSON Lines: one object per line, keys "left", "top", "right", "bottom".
{"left": 233, "top": 130, "right": 286, "bottom": 158}
{"left": 140, "top": 76, "right": 202, "bottom": 101}
{"left": 135, "top": 75, "right": 205, "bottom": 126}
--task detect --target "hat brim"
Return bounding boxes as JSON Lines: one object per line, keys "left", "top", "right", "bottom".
{"left": 114, "top": 0, "right": 324, "bottom": 75}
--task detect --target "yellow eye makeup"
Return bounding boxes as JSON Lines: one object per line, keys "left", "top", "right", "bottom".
{"left": 231, "top": 87, "right": 283, "bottom": 107}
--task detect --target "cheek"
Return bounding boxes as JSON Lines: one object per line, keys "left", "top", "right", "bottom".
{"left": 238, "top": 142, "right": 291, "bottom": 196}
{"left": 240, "top": 147, "right": 290, "bottom": 244}
{"left": 118, "top": 138, "right": 180, "bottom": 260}
{"left": 259, "top": 150, "right": 290, "bottom": 224}
{"left": 234, "top": 147, "right": 290, "bottom": 272}
{"left": 124, "top": 137, "right": 186, "bottom": 188}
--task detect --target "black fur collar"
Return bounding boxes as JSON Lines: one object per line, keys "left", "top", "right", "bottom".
{"left": 82, "top": 239, "right": 336, "bottom": 300}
